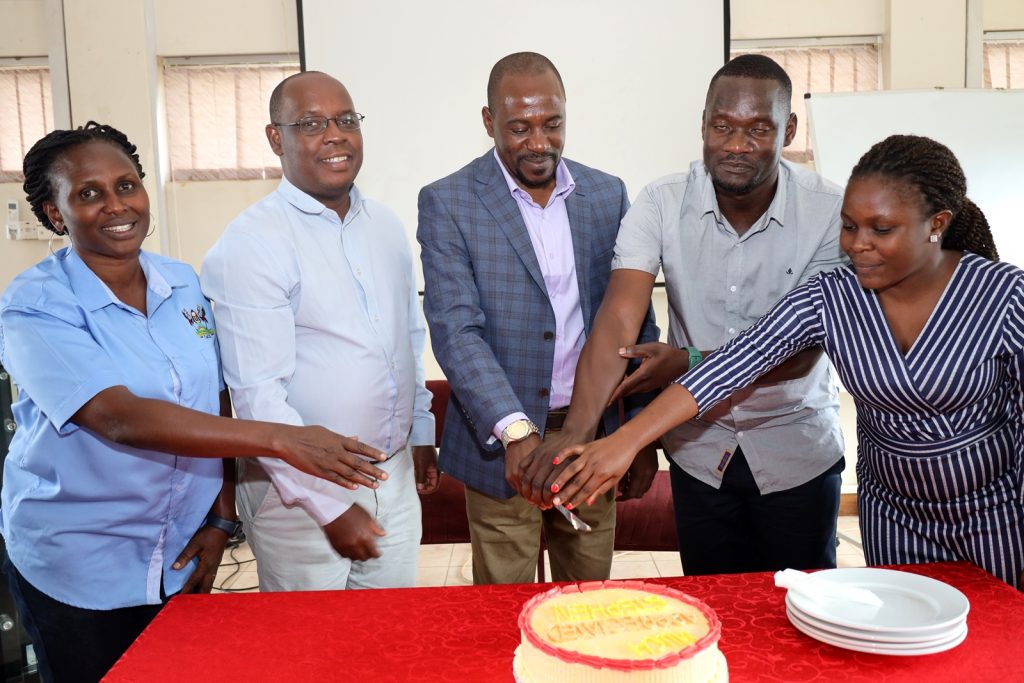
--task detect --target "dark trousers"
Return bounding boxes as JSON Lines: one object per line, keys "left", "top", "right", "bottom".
{"left": 2, "top": 554, "right": 165, "bottom": 683}
{"left": 669, "top": 446, "right": 843, "bottom": 575}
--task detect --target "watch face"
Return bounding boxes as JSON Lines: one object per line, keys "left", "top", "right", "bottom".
{"left": 506, "top": 421, "right": 530, "bottom": 440}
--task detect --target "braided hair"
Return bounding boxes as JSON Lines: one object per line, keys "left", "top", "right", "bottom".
{"left": 22, "top": 121, "right": 145, "bottom": 235}
{"left": 849, "top": 134, "right": 998, "bottom": 260}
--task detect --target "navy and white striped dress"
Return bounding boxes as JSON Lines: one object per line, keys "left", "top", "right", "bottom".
{"left": 682, "top": 253, "right": 1024, "bottom": 588}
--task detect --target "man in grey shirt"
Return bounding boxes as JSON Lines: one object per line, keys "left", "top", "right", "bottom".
{"left": 530, "top": 54, "right": 847, "bottom": 575}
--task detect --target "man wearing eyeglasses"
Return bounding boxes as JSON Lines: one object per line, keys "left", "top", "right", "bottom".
{"left": 417, "top": 52, "right": 659, "bottom": 585}
{"left": 201, "top": 71, "right": 439, "bottom": 591}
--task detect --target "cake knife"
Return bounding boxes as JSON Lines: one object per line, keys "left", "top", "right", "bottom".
{"left": 555, "top": 503, "right": 592, "bottom": 533}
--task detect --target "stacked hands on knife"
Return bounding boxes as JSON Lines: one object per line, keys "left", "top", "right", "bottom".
{"left": 505, "top": 341, "right": 686, "bottom": 510}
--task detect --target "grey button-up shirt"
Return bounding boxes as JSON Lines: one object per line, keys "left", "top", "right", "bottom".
{"left": 612, "top": 159, "right": 848, "bottom": 493}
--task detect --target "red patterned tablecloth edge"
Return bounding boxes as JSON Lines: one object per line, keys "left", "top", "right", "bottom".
{"left": 104, "top": 561, "right": 1024, "bottom": 683}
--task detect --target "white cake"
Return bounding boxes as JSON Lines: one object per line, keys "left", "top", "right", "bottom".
{"left": 513, "top": 580, "right": 728, "bottom": 683}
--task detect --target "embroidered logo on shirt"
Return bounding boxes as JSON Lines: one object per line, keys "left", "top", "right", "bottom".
{"left": 717, "top": 449, "right": 733, "bottom": 473}
{"left": 786, "top": 268, "right": 793, "bottom": 275}
{"left": 182, "top": 305, "right": 215, "bottom": 339}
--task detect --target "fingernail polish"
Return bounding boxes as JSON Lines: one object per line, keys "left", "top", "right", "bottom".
{"left": 550, "top": 483, "right": 559, "bottom": 493}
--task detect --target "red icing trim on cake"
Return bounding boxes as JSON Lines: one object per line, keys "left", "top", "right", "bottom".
{"left": 518, "top": 580, "right": 722, "bottom": 672}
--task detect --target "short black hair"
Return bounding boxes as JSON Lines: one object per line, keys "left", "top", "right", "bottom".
{"left": 486, "top": 52, "right": 565, "bottom": 111}
{"left": 268, "top": 70, "right": 328, "bottom": 122}
{"left": 706, "top": 54, "right": 793, "bottom": 111}
{"left": 22, "top": 121, "right": 144, "bottom": 234}
{"left": 850, "top": 134, "right": 998, "bottom": 260}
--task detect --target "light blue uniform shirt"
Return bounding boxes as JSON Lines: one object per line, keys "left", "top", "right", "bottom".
{"left": 0, "top": 248, "right": 224, "bottom": 609}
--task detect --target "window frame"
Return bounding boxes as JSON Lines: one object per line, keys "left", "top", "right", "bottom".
{"left": 728, "top": 37, "right": 882, "bottom": 165}
{"left": 0, "top": 57, "right": 54, "bottom": 183}
{"left": 161, "top": 54, "right": 300, "bottom": 182}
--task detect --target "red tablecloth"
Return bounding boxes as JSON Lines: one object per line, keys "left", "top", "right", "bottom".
{"left": 105, "top": 562, "right": 1022, "bottom": 682}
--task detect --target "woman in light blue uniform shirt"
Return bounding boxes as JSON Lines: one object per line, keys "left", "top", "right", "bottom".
{"left": 0, "top": 122, "right": 391, "bottom": 683}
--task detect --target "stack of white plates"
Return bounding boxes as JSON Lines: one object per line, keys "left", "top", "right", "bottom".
{"left": 785, "top": 567, "right": 970, "bottom": 655}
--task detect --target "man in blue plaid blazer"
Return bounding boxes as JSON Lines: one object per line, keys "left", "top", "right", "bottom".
{"left": 417, "top": 52, "right": 658, "bottom": 584}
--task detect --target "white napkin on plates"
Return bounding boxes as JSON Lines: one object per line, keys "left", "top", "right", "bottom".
{"left": 775, "top": 568, "right": 884, "bottom": 608}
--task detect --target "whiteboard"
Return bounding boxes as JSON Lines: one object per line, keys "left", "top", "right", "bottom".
{"left": 299, "top": 0, "right": 725, "bottom": 287}
{"left": 806, "top": 89, "right": 1024, "bottom": 268}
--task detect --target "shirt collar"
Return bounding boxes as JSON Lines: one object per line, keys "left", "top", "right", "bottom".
{"left": 698, "top": 159, "right": 790, "bottom": 233}
{"left": 492, "top": 149, "right": 575, "bottom": 208}
{"left": 277, "top": 175, "right": 367, "bottom": 224}
{"left": 61, "top": 248, "right": 187, "bottom": 312}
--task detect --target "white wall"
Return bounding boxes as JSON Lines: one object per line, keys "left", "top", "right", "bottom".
{"left": 984, "top": 0, "right": 1024, "bottom": 30}
{"left": 0, "top": 0, "right": 47, "bottom": 57}
{"left": 731, "top": 0, "right": 885, "bottom": 39}
{"left": 154, "top": 0, "right": 297, "bottom": 56}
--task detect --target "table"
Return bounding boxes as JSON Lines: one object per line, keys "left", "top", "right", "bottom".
{"left": 105, "top": 562, "right": 1023, "bottom": 682}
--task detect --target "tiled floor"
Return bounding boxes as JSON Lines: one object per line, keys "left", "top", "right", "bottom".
{"left": 213, "top": 515, "right": 866, "bottom": 593}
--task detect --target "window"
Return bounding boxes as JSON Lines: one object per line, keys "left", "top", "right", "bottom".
{"left": 983, "top": 40, "right": 1024, "bottom": 89}
{"left": 0, "top": 63, "right": 54, "bottom": 182}
{"left": 730, "top": 42, "right": 880, "bottom": 163}
{"left": 164, "top": 60, "right": 299, "bottom": 182}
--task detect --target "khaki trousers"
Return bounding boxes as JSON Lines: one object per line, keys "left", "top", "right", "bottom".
{"left": 465, "top": 484, "right": 615, "bottom": 585}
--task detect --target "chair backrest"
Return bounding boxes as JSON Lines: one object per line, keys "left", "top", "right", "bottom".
{"left": 612, "top": 470, "right": 678, "bottom": 552}
{"left": 420, "top": 379, "right": 472, "bottom": 545}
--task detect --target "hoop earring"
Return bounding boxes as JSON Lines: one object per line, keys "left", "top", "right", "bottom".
{"left": 146, "top": 213, "right": 157, "bottom": 238}
{"left": 48, "top": 231, "right": 64, "bottom": 256}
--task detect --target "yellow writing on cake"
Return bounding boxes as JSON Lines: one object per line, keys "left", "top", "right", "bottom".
{"left": 628, "top": 630, "right": 699, "bottom": 657}
{"left": 552, "top": 595, "right": 668, "bottom": 623}
{"left": 545, "top": 611, "right": 699, "bottom": 644}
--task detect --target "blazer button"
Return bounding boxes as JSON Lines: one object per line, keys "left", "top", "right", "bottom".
{"left": 538, "top": 388, "right": 549, "bottom": 398}
{"left": 543, "top": 331, "right": 554, "bottom": 340}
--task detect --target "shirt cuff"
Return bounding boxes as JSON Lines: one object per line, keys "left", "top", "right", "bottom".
{"left": 611, "top": 255, "right": 660, "bottom": 275}
{"left": 410, "top": 414, "right": 436, "bottom": 448}
{"left": 258, "top": 457, "right": 355, "bottom": 526}
{"left": 492, "top": 412, "right": 529, "bottom": 442}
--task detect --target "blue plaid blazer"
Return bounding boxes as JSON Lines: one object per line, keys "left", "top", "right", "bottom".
{"left": 417, "top": 151, "right": 658, "bottom": 499}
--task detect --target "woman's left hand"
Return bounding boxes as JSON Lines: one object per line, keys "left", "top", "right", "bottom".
{"left": 173, "top": 526, "right": 229, "bottom": 594}
{"left": 550, "top": 434, "right": 638, "bottom": 510}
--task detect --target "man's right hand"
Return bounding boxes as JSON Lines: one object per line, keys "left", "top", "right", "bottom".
{"left": 526, "top": 427, "right": 597, "bottom": 507}
{"left": 323, "top": 504, "right": 386, "bottom": 561}
{"left": 275, "top": 426, "right": 388, "bottom": 489}
{"left": 504, "top": 433, "right": 543, "bottom": 496}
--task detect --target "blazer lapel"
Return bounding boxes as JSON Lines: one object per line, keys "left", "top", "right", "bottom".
{"left": 475, "top": 154, "right": 547, "bottom": 294}
{"left": 566, "top": 178, "right": 594, "bottom": 329}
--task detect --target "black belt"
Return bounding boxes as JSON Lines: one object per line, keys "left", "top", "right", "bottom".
{"left": 545, "top": 408, "right": 569, "bottom": 432}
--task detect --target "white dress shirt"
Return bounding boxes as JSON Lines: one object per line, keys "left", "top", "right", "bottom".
{"left": 201, "top": 178, "right": 434, "bottom": 525}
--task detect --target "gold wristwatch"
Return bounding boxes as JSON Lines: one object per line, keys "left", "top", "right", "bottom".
{"left": 500, "top": 418, "right": 539, "bottom": 449}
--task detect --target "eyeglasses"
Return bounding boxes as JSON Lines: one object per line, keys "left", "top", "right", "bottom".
{"left": 272, "top": 113, "right": 365, "bottom": 135}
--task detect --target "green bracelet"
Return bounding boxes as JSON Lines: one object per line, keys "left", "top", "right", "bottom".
{"left": 685, "top": 345, "right": 703, "bottom": 371}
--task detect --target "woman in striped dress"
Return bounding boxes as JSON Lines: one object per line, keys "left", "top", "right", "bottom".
{"left": 551, "top": 135, "right": 1024, "bottom": 589}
